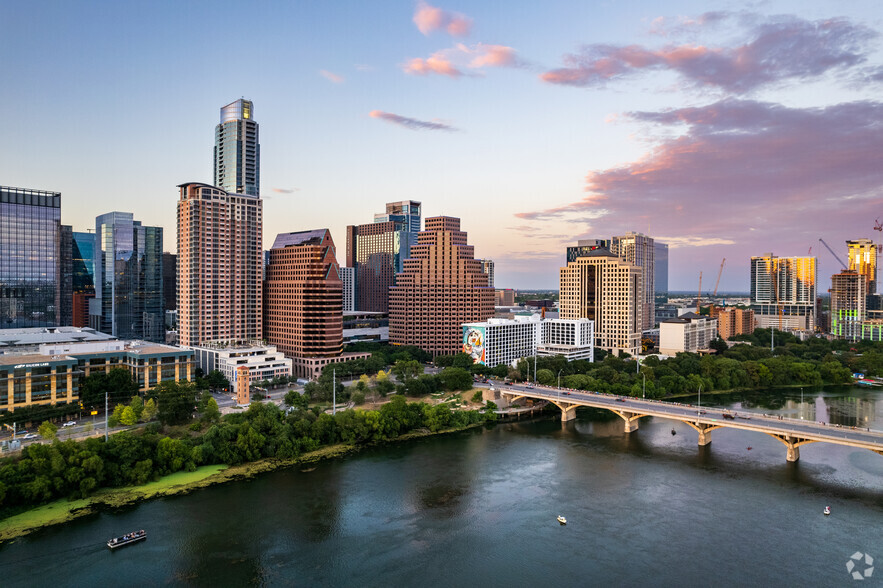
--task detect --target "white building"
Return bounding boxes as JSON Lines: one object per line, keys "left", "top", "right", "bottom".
{"left": 461, "top": 316, "right": 594, "bottom": 367}
{"left": 538, "top": 318, "right": 594, "bottom": 361}
{"left": 340, "top": 266, "right": 355, "bottom": 312}
{"left": 186, "top": 342, "right": 292, "bottom": 386}
{"left": 659, "top": 312, "right": 718, "bottom": 355}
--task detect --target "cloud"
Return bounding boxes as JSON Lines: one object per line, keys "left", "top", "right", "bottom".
{"left": 272, "top": 188, "right": 299, "bottom": 194}
{"left": 369, "top": 110, "right": 458, "bottom": 132}
{"left": 515, "top": 99, "right": 883, "bottom": 254}
{"left": 413, "top": 2, "right": 472, "bottom": 37}
{"left": 541, "top": 15, "right": 876, "bottom": 93}
{"left": 403, "top": 43, "right": 520, "bottom": 77}
{"left": 319, "top": 70, "right": 345, "bottom": 83}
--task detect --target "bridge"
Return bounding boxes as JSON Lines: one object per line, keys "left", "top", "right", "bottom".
{"left": 499, "top": 384, "right": 883, "bottom": 462}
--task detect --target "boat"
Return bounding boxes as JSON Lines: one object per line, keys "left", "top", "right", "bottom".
{"left": 671, "top": 428, "right": 676, "bottom": 436}
{"left": 557, "top": 515, "right": 567, "bottom": 525}
{"left": 824, "top": 506, "right": 831, "bottom": 516}
{"left": 107, "top": 530, "right": 146, "bottom": 549}
{"left": 746, "top": 447, "right": 752, "bottom": 451}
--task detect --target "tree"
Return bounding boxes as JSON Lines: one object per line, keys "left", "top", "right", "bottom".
{"left": 130, "top": 396, "right": 144, "bottom": 420}
{"left": 38, "top": 421, "right": 57, "bottom": 441}
{"left": 471, "top": 390, "right": 483, "bottom": 403}
{"left": 391, "top": 359, "right": 424, "bottom": 382}
{"left": 439, "top": 367, "right": 473, "bottom": 391}
{"left": 351, "top": 390, "right": 366, "bottom": 406}
{"left": 109, "top": 404, "right": 125, "bottom": 427}
{"left": 536, "top": 368, "right": 554, "bottom": 386}
{"left": 205, "top": 370, "right": 231, "bottom": 391}
{"left": 156, "top": 381, "right": 198, "bottom": 425}
{"left": 201, "top": 397, "right": 221, "bottom": 424}
{"left": 120, "top": 406, "right": 137, "bottom": 426}
{"left": 141, "top": 398, "right": 158, "bottom": 422}
{"left": 284, "top": 389, "right": 309, "bottom": 410}
{"left": 376, "top": 378, "right": 396, "bottom": 397}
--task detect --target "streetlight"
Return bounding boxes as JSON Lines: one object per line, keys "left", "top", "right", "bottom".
{"left": 697, "top": 384, "right": 702, "bottom": 416}
{"left": 642, "top": 372, "right": 646, "bottom": 400}
{"left": 557, "top": 369, "right": 563, "bottom": 389}
{"left": 800, "top": 387, "right": 804, "bottom": 419}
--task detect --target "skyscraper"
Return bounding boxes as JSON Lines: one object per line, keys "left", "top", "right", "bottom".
{"left": 389, "top": 217, "right": 494, "bottom": 356}
{"left": 162, "top": 252, "right": 177, "bottom": 312}
{"left": 214, "top": 99, "right": 260, "bottom": 196}
{"left": 847, "top": 238, "right": 878, "bottom": 294}
{"left": 340, "top": 266, "right": 355, "bottom": 312}
{"left": 71, "top": 231, "right": 97, "bottom": 328}
{"left": 566, "top": 239, "right": 610, "bottom": 263}
{"left": 612, "top": 232, "right": 655, "bottom": 329}
{"left": 559, "top": 250, "right": 643, "bottom": 357}
{"left": 830, "top": 270, "right": 865, "bottom": 341}
{"left": 264, "top": 229, "right": 344, "bottom": 378}
{"left": 0, "top": 186, "right": 63, "bottom": 328}
{"left": 654, "top": 241, "right": 669, "bottom": 298}
{"left": 177, "top": 183, "right": 263, "bottom": 346}
{"left": 374, "top": 200, "right": 422, "bottom": 235}
{"left": 92, "top": 212, "right": 164, "bottom": 341}
{"left": 750, "top": 254, "right": 817, "bottom": 331}
{"left": 479, "top": 259, "right": 495, "bottom": 288}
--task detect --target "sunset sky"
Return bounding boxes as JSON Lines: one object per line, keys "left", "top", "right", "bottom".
{"left": 2, "top": 0, "right": 881, "bottom": 291}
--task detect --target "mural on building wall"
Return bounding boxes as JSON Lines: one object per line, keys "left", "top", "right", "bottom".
{"left": 462, "top": 326, "right": 485, "bottom": 365}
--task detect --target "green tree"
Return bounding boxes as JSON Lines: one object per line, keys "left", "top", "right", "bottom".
{"left": 120, "top": 406, "right": 137, "bottom": 426}
{"left": 471, "top": 390, "right": 483, "bottom": 403}
{"left": 205, "top": 370, "right": 231, "bottom": 391}
{"left": 130, "top": 396, "right": 144, "bottom": 420}
{"left": 351, "top": 390, "right": 366, "bottom": 406}
{"left": 109, "top": 403, "right": 125, "bottom": 427}
{"left": 391, "top": 359, "right": 424, "bottom": 382}
{"left": 439, "top": 367, "right": 473, "bottom": 391}
{"left": 201, "top": 397, "right": 221, "bottom": 424}
{"left": 536, "top": 368, "right": 554, "bottom": 386}
{"left": 38, "top": 421, "right": 58, "bottom": 441}
{"left": 141, "top": 398, "right": 158, "bottom": 422}
{"left": 156, "top": 381, "right": 198, "bottom": 425}
{"left": 284, "top": 389, "right": 309, "bottom": 410}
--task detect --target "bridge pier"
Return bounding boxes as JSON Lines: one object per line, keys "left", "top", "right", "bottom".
{"left": 623, "top": 414, "right": 639, "bottom": 433}
{"left": 787, "top": 444, "right": 800, "bottom": 462}
{"left": 697, "top": 427, "right": 712, "bottom": 446}
{"left": 560, "top": 405, "right": 577, "bottom": 422}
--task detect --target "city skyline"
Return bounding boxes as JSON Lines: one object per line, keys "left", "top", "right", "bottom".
{"left": 2, "top": 1, "right": 882, "bottom": 291}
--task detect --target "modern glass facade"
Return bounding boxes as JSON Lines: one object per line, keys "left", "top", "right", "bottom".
{"left": 214, "top": 99, "right": 260, "bottom": 196}
{"left": 71, "top": 231, "right": 97, "bottom": 327}
{"left": 566, "top": 239, "right": 610, "bottom": 263}
{"left": 654, "top": 241, "right": 669, "bottom": 297}
{"left": 93, "top": 212, "right": 164, "bottom": 341}
{"left": 0, "top": 186, "right": 62, "bottom": 328}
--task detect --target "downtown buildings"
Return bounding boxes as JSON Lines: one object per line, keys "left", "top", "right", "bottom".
{"left": 611, "top": 232, "right": 655, "bottom": 331}
{"left": 750, "top": 254, "right": 817, "bottom": 331}
{"left": 389, "top": 216, "right": 494, "bottom": 356}
{"left": 214, "top": 99, "right": 260, "bottom": 197}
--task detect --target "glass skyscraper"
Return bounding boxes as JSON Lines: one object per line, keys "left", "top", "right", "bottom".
{"left": 71, "top": 231, "right": 97, "bottom": 327}
{"left": 214, "top": 99, "right": 260, "bottom": 196}
{"left": 93, "top": 212, "right": 164, "bottom": 341}
{"left": 0, "top": 186, "right": 62, "bottom": 327}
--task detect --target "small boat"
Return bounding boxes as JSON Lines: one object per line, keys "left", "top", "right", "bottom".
{"left": 671, "top": 428, "right": 677, "bottom": 436}
{"left": 746, "top": 447, "right": 752, "bottom": 451}
{"left": 824, "top": 506, "right": 831, "bottom": 516}
{"left": 107, "top": 529, "right": 146, "bottom": 549}
{"left": 557, "top": 515, "right": 567, "bottom": 525}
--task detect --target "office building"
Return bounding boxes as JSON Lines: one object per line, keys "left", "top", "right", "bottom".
{"left": 346, "top": 219, "right": 409, "bottom": 312}
{"left": 58, "top": 225, "right": 73, "bottom": 327}
{"left": 177, "top": 183, "right": 263, "bottom": 346}
{"left": 340, "top": 266, "right": 355, "bottom": 312}
{"left": 654, "top": 241, "right": 669, "bottom": 298}
{"left": 566, "top": 239, "right": 610, "bottom": 263}
{"left": 659, "top": 312, "right": 719, "bottom": 355}
{"left": 479, "top": 259, "right": 495, "bottom": 288}
{"left": 537, "top": 318, "right": 594, "bottom": 361}
{"left": 461, "top": 315, "right": 594, "bottom": 367}
{"left": 214, "top": 99, "right": 260, "bottom": 196}
{"left": 612, "top": 232, "right": 655, "bottom": 329}
{"left": 830, "top": 270, "right": 866, "bottom": 341}
{"left": 847, "top": 238, "right": 878, "bottom": 294}
{"left": 495, "top": 289, "right": 515, "bottom": 306}
{"left": 71, "top": 232, "right": 97, "bottom": 328}
{"left": 750, "top": 254, "right": 817, "bottom": 331}
{"left": 343, "top": 311, "right": 388, "bottom": 345}
{"left": 715, "top": 307, "right": 755, "bottom": 340}
{"left": 265, "top": 230, "right": 369, "bottom": 378}
{"left": 389, "top": 217, "right": 494, "bottom": 356}
{"left": 187, "top": 342, "right": 292, "bottom": 387}
{"left": 374, "top": 200, "right": 422, "bottom": 237}
{"left": 0, "top": 186, "right": 63, "bottom": 328}
{"left": 559, "top": 250, "right": 642, "bottom": 357}
{"left": 163, "top": 252, "right": 177, "bottom": 311}
{"left": 0, "top": 326, "right": 115, "bottom": 354}
{"left": 92, "top": 212, "right": 164, "bottom": 342}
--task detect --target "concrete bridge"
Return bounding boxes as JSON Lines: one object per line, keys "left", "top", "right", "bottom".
{"left": 499, "top": 384, "right": 883, "bottom": 462}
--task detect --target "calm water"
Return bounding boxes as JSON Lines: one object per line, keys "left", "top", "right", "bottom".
{"left": 2, "top": 387, "right": 882, "bottom": 587}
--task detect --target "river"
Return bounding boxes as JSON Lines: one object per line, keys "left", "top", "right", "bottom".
{"left": 1, "top": 386, "right": 881, "bottom": 586}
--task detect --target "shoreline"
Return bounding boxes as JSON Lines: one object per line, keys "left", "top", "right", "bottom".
{"left": 0, "top": 421, "right": 486, "bottom": 544}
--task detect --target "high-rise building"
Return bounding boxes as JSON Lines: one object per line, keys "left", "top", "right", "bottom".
{"left": 566, "top": 239, "right": 610, "bottom": 263}
{"left": 750, "top": 254, "right": 817, "bottom": 331}
{"left": 389, "top": 216, "right": 494, "bottom": 356}
{"left": 162, "top": 252, "right": 177, "bottom": 311}
{"left": 559, "top": 250, "right": 643, "bottom": 357}
{"left": 847, "top": 238, "right": 878, "bottom": 294}
{"left": 71, "top": 231, "right": 97, "bottom": 328}
{"left": 214, "top": 99, "right": 260, "bottom": 196}
{"left": 612, "top": 232, "right": 655, "bottom": 329}
{"left": 340, "top": 266, "right": 355, "bottom": 312}
{"left": 177, "top": 182, "right": 263, "bottom": 346}
{"left": 479, "top": 259, "right": 495, "bottom": 289}
{"left": 715, "top": 308, "right": 755, "bottom": 340}
{"left": 264, "top": 229, "right": 344, "bottom": 378}
{"left": 0, "top": 186, "right": 63, "bottom": 328}
{"left": 92, "top": 212, "right": 164, "bottom": 341}
{"left": 346, "top": 219, "right": 409, "bottom": 312}
{"left": 59, "top": 224, "right": 73, "bottom": 326}
{"left": 374, "top": 200, "right": 422, "bottom": 235}
{"left": 830, "top": 270, "right": 866, "bottom": 341}
{"left": 654, "top": 241, "right": 669, "bottom": 298}
{"left": 495, "top": 289, "right": 516, "bottom": 306}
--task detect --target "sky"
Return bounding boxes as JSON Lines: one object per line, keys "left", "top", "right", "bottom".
{"left": 2, "top": 0, "right": 882, "bottom": 292}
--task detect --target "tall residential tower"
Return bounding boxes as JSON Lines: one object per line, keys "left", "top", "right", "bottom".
{"left": 750, "top": 254, "right": 817, "bottom": 331}
{"left": 214, "top": 99, "right": 260, "bottom": 196}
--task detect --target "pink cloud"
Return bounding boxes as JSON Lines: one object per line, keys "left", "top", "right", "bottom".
{"left": 541, "top": 15, "right": 876, "bottom": 93}
{"left": 319, "top": 70, "right": 345, "bottom": 83}
{"left": 403, "top": 44, "right": 519, "bottom": 77}
{"left": 413, "top": 2, "right": 472, "bottom": 37}
{"left": 369, "top": 110, "right": 458, "bottom": 132}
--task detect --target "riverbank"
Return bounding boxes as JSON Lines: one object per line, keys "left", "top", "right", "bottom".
{"left": 662, "top": 382, "right": 853, "bottom": 400}
{"left": 0, "top": 421, "right": 486, "bottom": 543}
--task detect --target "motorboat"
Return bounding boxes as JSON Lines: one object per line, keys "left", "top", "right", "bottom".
{"left": 746, "top": 447, "right": 752, "bottom": 451}
{"left": 557, "top": 515, "right": 567, "bottom": 525}
{"left": 671, "top": 428, "right": 676, "bottom": 436}
{"left": 107, "top": 530, "right": 146, "bottom": 549}
{"left": 824, "top": 506, "right": 831, "bottom": 516}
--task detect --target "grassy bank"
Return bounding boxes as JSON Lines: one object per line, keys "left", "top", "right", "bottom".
{"left": 0, "top": 421, "right": 485, "bottom": 543}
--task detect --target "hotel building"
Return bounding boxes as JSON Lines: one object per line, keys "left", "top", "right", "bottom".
{"left": 750, "top": 254, "right": 817, "bottom": 331}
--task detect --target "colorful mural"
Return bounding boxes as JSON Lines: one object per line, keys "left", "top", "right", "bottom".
{"left": 462, "top": 326, "right": 486, "bottom": 365}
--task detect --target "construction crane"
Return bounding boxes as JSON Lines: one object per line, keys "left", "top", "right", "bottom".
{"left": 696, "top": 271, "right": 702, "bottom": 314}
{"left": 874, "top": 218, "right": 882, "bottom": 232}
{"left": 818, "top": 238, "right": 847, "bottom": 270}
{"left": 709, "top": 258, "right": 726, "bottom": 317}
